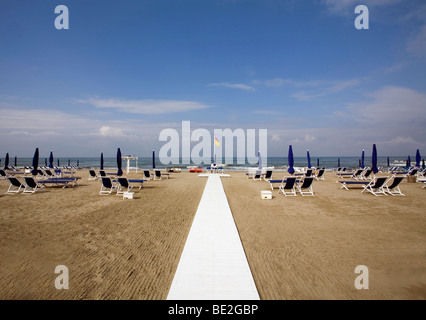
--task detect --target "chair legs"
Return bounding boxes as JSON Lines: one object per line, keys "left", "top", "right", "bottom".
{"left": 279, "top": 187, "right": 297, "bottom": 196}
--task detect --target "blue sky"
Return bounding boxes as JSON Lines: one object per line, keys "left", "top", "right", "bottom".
{"left": 0, "top": 0, "right": 425, "bottom": 158}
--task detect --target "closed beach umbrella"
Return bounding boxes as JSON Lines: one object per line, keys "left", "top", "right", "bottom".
{"left": 307, "top": 150, "right": 311, "bottom": 169}
{"left": 258, "top": 151, "right": 262, "bottom": 170}
{"left": 288, "top": 145, "right": 295, "bottom": 175}
{"left": 152, "top": 150, "right": 156, "bottom": 169}
{"left": 415, "top": 149, "right": 421, "bottom": 167}
{"left": 372, "top": 144, "right": 378, "bottom": 174}
{"left": 361, "top": 150, "right": 365, "bottom": 169}
{"left": 407, "top": 156, "right": 411, "bottom": 168}
{"left": 49, "top": 151, "right": 54, "bottom": 168}
{"left": 117, "top": 148, "right": 123, "bottom": 176}
{"left": 422, "top": 159, "right": 425, "bottom": 169}
{"left": 77, "top": 160, "right": 79, "bottom": 167}
{"left": 57, "top": 159, "right": 60, "bottom": 167}
{"left": 14, "top": 156, "right": 17, "bottom": 167}
{"left": 31, "top": 148, "right": 39, "bottom": 176}
{"left": 338, "top": 158, "right": 340, "bottom": 168}
{"left": 387, "top": 157, "right": 390, "bottom": 167}
{"left": 317, "top": 158, "right": 319, "bottom": 167}
{"left": 100, "top": 152, "right": 104, "bottom": 170}
{"left": 4, "top": 153, "right": 9, "bottom": 169}
{"left": 358, "top": 159, "right": 361, "bottom": 168}
{"left": 45, "top": 158, "right": 47, "bottom": 166}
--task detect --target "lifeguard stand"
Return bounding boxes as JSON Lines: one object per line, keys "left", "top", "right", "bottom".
{"left": 123, "top": 155, "right": 138, "bottom": 174}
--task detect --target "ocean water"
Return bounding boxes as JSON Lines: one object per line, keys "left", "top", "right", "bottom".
{"left": 2, "top": 156, "right": 416, "bottom": 171}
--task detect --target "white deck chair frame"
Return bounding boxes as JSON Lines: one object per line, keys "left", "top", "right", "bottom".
{"left": 99, "top": 177, "right": 116, "bottom": 195}
{"left": 279, "top": 177, "right": 297, "bottom": 196}
{"left": 6, "top": 177, "right": 23, "bottom": 194}
{"left": 23, "top": 177, "right": 45, "bottom": 194}
{"left": 383, "top": 175, "right": 405, "bottom": 196}
{"left": 116, "top": 178, "right": 134, "bottom": 195}
{"left": 361, "top": 177, "right": 388, "bottom": 196}
{"left": 297, "top": 177, "right": 314, "bottom": 196}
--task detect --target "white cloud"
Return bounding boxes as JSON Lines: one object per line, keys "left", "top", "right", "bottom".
{"left": 271, "top": 134, "right": 280, "bottom": 142}
{"left": 253, "top": 78, "right": 360, "bottom": 101}
{"left": 291, "top": 134, "right": 318, "bottom": 144}
{"left": 291, "top": 79, "right": 360, "bottom": 101}
{"left": 406, "top": 25, "right": 426, "bottom": 59}
{"left": 345, "top": 86, "right": 426, "bottom": 124}
{"left": 98, "top": 126, "right": 126, "bottom": 137}
{"left": 78, "top": 98, "right": 210, "bottom": 114}
{"left": 386, "top": 136, "right": 419, "bottom": 146}
{"left": 208, "top": 82, "right": 256, "bottom": 91}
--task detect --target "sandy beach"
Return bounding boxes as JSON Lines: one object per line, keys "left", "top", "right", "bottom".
{"left": 0, "top": 170, "right": 425, "bottom": 300}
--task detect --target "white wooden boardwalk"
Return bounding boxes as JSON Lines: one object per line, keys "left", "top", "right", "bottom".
{"left": 167, "top": 174, "right": 260, "bottom": 300}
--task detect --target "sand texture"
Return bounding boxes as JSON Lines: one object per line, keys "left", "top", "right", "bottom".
{"left": 0, "top": 170, "right": 425, "bottom": 299}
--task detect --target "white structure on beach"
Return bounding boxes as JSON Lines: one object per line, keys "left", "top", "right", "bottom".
{"left": 122, "top": 155, "right": 138, "bottom": 174}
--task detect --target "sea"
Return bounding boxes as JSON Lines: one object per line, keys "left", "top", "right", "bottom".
{"left": 3, "top": 156, "right": 415, "bottom": 172}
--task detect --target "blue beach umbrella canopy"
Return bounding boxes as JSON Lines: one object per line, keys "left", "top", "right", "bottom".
{"left": 49, "top": 151, "right": 54, "bottom": 168}
{"left": 100, "top": 152, "right": 104, "bottom": 170}
{"left": 117, "top": 148, "right": 123, "bottom": 176}
{"left": 288, "top": 145, "right": 295, "bottom": 174}
{"left": 361, "top": 150, "right": 365, "bottom": 169}
{"left": 258, "top": 151, "right": 262, "bottom": 170}
{"left": 32, "top": 148, "right": 39, "bottom": 176}
{"left": 307, "top": 150, "right": 311, "bottom": 169}
{"left": 4, "top": 153, "right": 9, "bottom": 169}
{"left": 152, "top": 150, "right": 156, "bottom": 169}
{"left": 372, "top": 144, "right": 378, "bottom": 174}
{"left": 415, "top": 149, "right": 421, "bottom": 167}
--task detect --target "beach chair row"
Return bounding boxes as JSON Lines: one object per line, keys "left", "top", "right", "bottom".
{"left": 98, "top": 177, "right": 146, "bottom": 196}
{"left": 277, "top": 177, "right": 315, "bottom": 196}
{"left": 4, "top": 176, "right": 80, "bottom": 194}
{"left": 337, "top": 175, "right": 406, "bottom": 196}
{"left": 336, "top": 168, "right": 374, "bottom": 180}
{"left": 246, "top": 168, "right": 325, "bottom": 184}
{"left": 89, "top": 169, "right": 170, "bottom": 181}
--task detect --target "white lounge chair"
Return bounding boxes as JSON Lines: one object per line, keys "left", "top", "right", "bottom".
{"left": 314, "top": 169, "right": 325, "bottom": 180}
{"left": 361, "top": 177, "right": 389, "bottom": 196}
{"left": 99, "top": 177, "right": 116, "bottom": 195}
{"left": 297, "top": 177, "right": 314, "bottom": 196}
{"left": 23, "top": 177, "right": 45, "bottom": 194}
{"left": 383, "top": 176, "right": 405, "bottom": 196}
{"left": 279, "top": 177, "right": 297, "bottom": 196}
{"left": 116, "top": 177, "right": 134, "bottom": 195}
{"left": 88, "top": 169, "right": 98, "bottom": 180}
{"left": 5, "top": 177, "right": 24, "bottom": 194}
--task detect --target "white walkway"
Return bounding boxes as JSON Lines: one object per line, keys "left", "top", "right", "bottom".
{"left": 167, "top": 174, "right": 260, "bottom": 300}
